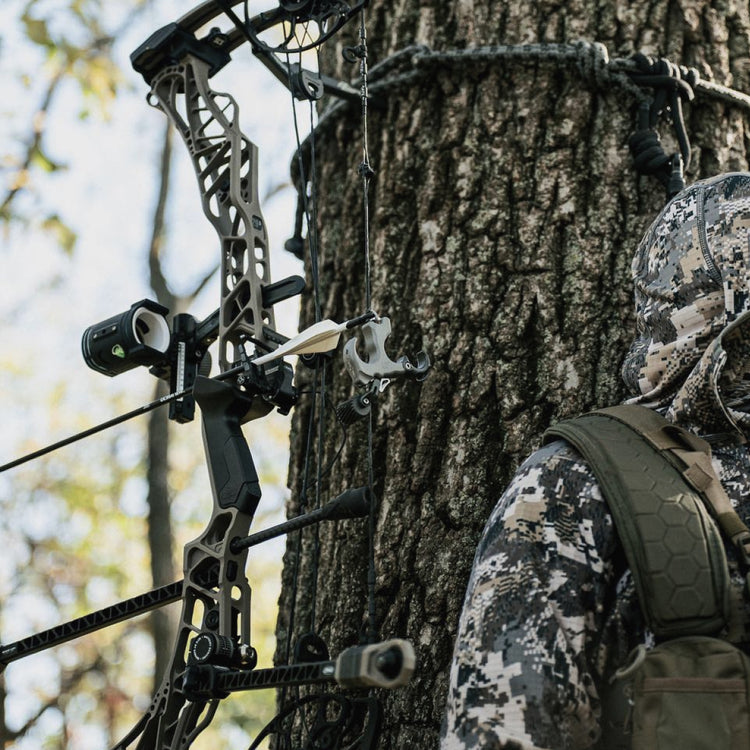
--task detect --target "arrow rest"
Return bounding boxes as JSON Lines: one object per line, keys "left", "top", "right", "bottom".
{"left": 235, "top": 341, "right": 298, "bottom": 418}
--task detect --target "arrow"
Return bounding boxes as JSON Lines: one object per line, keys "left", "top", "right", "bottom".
{"left": 252, "top": 318, "right": 349, "bottom": 366}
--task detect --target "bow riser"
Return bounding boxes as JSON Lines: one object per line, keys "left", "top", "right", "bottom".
{"left": 115, "top": 376, "right": 259, "bottom": 748}
{"left": 148, "top": 56, "right": 276, "bottom": 372}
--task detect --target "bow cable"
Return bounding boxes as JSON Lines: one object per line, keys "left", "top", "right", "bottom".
{"left": 277, "top": 38, "right": 328, "bottom": 733}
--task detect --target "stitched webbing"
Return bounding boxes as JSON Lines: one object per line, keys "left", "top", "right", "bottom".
{"left": 596, "top": 406, "right": 750, "bottom": 567}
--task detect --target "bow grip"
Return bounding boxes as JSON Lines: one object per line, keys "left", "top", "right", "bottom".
{"left": 194, "top": 375, "right": 262, "bottom": 515}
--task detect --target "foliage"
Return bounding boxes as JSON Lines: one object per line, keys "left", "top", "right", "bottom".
{"left": 0, "top": 376, "right": 290, "bottom": 747}
{"left": 1, "top": 0, "right": 139, "bottom": 251}
{"left": 1, "top": 385, "right": 155, "bottom": 746}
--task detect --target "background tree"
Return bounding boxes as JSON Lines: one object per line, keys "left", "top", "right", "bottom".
{"left": 280, "top": 1, "right": 750, "bottom": 747}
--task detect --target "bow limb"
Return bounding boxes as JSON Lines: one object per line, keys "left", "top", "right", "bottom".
{"left": 115, "top": 27, "right": 298, "bottom": 745}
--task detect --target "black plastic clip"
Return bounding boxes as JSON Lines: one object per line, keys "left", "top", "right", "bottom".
{"left": 131, "top": 24, "right": 231, "bottom": 84}
{"left": 183, "top": 663, "right": 231, "bottom": 701}
{"left": 288, "top": 63, "right": 324, "bottom": 101}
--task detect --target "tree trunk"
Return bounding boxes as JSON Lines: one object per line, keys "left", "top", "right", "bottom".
{"left": 279, "top": 1, "right": 750, "bottom": 746}
{"left": 145, "top": 378, "right": 177, "bottom": 689}
{"left": 146, "top": 124, "right": 178, "bottom": 691}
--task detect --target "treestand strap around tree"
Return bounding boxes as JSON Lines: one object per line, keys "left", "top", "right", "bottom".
{"left": 288, "top": 39, "right": 750, "bottom": 230}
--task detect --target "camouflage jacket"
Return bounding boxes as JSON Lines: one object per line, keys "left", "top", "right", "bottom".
{"left": 441, "top": 173, "right": 750, "bottom": 749}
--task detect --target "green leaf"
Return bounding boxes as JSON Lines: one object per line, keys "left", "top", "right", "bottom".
{"left": 21, "top": 13, "right": 52, "bottom": 48}
{"left": 30, "top": 145, "right": 64, "bottom": 173}
{"left": 41, "top": 214, "right": 77, "bottom": 254}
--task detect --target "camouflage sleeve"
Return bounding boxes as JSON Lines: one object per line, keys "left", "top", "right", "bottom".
{"left": 440, "top": 440, "right": 621, "bottom": 750}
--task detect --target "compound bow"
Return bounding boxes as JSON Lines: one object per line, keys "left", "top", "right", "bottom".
{"left": 1, "top": 1, "right": 430, "bottom": 748}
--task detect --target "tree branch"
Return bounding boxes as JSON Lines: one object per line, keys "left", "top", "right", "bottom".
{"left": 0, "top": 67, "right": 65, "bottom": 219}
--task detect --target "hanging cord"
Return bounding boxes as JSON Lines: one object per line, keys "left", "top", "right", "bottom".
{"left": 350, "top": 8, "right": 379, "bottom": 645}
{"left": 352, "top": 12, "right": 375, "bottom": 312}
{"left": 627, "top": 53, "right": 696, "bottom": 197}
{"left": 361, "top": 15, "right": 379, "bottom": 647}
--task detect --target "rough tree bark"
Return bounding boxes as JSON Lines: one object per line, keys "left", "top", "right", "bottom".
{"left": 278, "top": 1, "right": 750, "bottom": 747}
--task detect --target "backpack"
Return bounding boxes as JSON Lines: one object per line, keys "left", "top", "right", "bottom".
{"left": 544, "top": 405, "right": 750, "bottom": 750}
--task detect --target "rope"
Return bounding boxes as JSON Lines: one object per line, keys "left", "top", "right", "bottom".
{"left": 285, "top": 39, "right": 750, "bottom": 234}
{"left": 626, "top": 53, "right": 696, "bottom": 195}
{"left": 407, "top": 42, "right": 644, "bottom": 99}
{"left": 355, "top": 8, "right": 380, "bottom": 647}
{"left": 294, "top": 40, "right": 750, "bottom": 152}
{"left": 369, "top": 41, "right": 750, "bottom": 110}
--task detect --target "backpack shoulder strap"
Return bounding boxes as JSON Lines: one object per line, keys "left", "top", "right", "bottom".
{"left": 544, "top": 404, "right": 731, "bottom": 638}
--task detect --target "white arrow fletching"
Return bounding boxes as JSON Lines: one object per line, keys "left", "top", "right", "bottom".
{"left": 252, "top": 319, "right": 348, "bottom": 366}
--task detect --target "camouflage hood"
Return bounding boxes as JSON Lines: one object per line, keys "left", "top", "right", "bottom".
{"left": 622, "top": 172, "right": 750, "bottom": 441}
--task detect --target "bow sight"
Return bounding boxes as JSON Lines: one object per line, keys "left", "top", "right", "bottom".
{"left": 82, "top": 299, "right": 172, "bottom": 377}
{"left": 82, "top": 300, "right": 221, "bottom": 423}
{"left": 81, "top": 289, "right": 302, "bottom": 424}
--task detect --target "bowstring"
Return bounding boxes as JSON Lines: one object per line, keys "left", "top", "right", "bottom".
{"left": 358, "top": 10, "right": 374, "bottom": 314}
{"left": 276, "top": 7, "right": 383, "bottom": 736}
{"left": 357, "top": 6, "right": 379, "bottom": 646}
{"left": 306, "top": 70, "right": 326, "bottom": 635}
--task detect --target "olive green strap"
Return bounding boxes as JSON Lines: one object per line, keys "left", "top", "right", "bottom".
{"left": 596, "top": 406, "right": 750, "bottom": 566}
{"left": 544, "top": 405, "right": 731, "bottom": 638}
